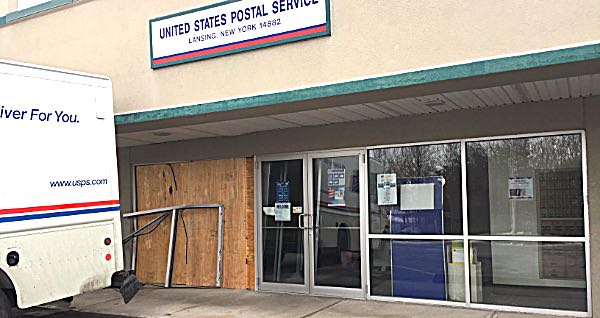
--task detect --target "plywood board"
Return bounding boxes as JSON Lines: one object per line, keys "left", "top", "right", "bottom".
{"left": 245, "top": 158, "right": 256, "bottom": 290}
{"left": 134, "top": 158, "right": 255, "bottom": 289}
{"left": 134, "top": 164, "right": 178, "bottom": 285}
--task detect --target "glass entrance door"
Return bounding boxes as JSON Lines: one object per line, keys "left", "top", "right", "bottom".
{"left": 258, "top": 157, "right": 308, "bottom": 293}
{"left": 309, "top": 153, "right": 364, "bottom": 298}
{"left": 258, "top": 151, "right": 365, "bottom": 297}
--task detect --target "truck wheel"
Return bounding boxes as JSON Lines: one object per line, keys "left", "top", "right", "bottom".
{"left": 0, "top": 289, "right": 15, "bottom": 318}
{"left": 61, "top": 296, "right": 74, "bottom": 303}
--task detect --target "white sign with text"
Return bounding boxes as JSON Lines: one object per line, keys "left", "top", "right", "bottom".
{"left": 150, "top": 0, "right": 330, "bottom": 68}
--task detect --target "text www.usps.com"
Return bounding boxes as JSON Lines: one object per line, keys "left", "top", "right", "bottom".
{"left": 50, "top": 179, "right": 108, "bottom": 188}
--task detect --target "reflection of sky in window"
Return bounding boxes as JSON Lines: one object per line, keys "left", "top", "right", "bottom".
{"left": 17, "top": 0, "right": 48, "bottom": 10}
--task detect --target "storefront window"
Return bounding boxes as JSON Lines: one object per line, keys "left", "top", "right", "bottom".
{"left": 368, "top": 143, "right": 465, "bottom": 302}
{"left": 370, "top": 239, "right": 465, "bottom": 301}
{"left": 466, "top": 134, "right": 583, "bottom": 236}
{"left": 464, "top": 134, "right": 587, "bottom": 312}
{"left": 367, "top": 133, "right": 588, "bottom": 313}
{"left": 368, "top": 143, "right": 462, "bottom": 235}
{"left": 469, "top": 240, "right": 587, "bottom": 311}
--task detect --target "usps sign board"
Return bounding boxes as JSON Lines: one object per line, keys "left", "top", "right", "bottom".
{"left": 150, "top": 0, "right": 331, "bottom": 68}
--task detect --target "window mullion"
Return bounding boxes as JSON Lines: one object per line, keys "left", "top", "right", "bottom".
{"left": 461, "top": 140, "right": 471, "bottom": 306}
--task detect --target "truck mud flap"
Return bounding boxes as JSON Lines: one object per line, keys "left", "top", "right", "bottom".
{"left": 112, "top": 271, "right": 142, "bottom": 304}
{"left": 119, "top": 274, "right": 142, "bottom": 304}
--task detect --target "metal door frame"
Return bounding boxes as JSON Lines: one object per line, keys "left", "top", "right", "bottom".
{"left": 307, "top": 149, "right": 367, "bottom": 299}
{"left": 255, "top": 153, "right": 310, "bottom": 294}
{"left": 256, "top": 149, "right": 367, "bottom": 299}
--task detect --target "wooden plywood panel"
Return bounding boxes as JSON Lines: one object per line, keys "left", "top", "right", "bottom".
{"left": 245, "top": 158, "right": 256, "bottom": 290}
{"left": 170, "top": 162, "right": 219, "bottom": 287}
{"left": 135, "top": 158, "right": 255, "bottom": 289}
{"left": 135, "top": 164, "right": 180, "bottom": 284}
{"left": 217, "top": 158, "right": 248, "bottom": 289}
{"left": 171, "top": 207, "right": 219, "bottom": 286}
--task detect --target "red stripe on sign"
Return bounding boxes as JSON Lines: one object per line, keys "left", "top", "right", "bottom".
{"left": 154, "top": 25, "right": 327, "bottom": 65}
{"left": 0, "top": 200, "right": 120, "bottom": 215}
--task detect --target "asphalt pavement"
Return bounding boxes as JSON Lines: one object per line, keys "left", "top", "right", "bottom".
{"left": 22, "top": 305, "right": 130, "bottom": 317}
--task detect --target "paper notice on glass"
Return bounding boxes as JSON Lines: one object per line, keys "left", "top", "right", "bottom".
{"left": 400, "top": 183, "right": 435, "bottom": 210}
{"left": 508, "top": 177, "right": 534, "bottom": 200}
{"left": 262, "top": 207, "right": 275, "bottom": 216}
{"left": 275, "top": 181, "right": 290, "bottom": 203}
{"left": 327, "top": 168, "right": 347, "bottom": 206}
{"left": 377, "top": 173, "right": 397, "bottom": 205}
{"left": 274, "top": 202, "right": 291, "bottom": 221}
{"left": 328, "top": 186, "right": 346, "bottom": 207}
{"left": 327, "top": 169, "right": 346, "bottom": 186}
{"left": 292, "top": 206, "right": 303, "bottom": 214}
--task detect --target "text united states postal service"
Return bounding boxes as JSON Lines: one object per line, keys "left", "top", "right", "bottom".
{"left": 150, "top": 0, "right": 330, "bottom": 68}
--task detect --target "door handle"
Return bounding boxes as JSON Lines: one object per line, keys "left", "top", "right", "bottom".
{"left": 298, "top": 213, "right": 305, "bottom": 229}
{"left": 298, "top": 213, "right": 309, "bottom": 230}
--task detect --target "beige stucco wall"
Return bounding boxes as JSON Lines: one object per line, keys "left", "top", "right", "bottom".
{"left": 0, "top": 1, "right": 17, "bottom": 16}
{"left": 0, "top": 0, "right": 599, "bottom": 115}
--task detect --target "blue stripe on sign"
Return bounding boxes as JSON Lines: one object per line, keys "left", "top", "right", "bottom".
{"left": 0, "top": 205, "right": 121, "bottom": 223}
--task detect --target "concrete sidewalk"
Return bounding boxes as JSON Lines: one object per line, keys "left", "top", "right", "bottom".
{"left": 28, "top": 286, "right": 568, "bottom": 318}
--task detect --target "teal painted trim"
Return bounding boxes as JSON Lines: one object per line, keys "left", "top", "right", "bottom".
{"left": 0, "top": 16, "right": 5, "bottom": 25}
{"left": 149, "top": 0, "right": 331, "bottom": 69}
{"left": 5, "top": 0, "right": 72, "bottom": 22}
{"left": 325, "top": 0, "right": 331, "bottom": 35}
{"left": 117, "top": 42, "right": 600, "bottom": 125}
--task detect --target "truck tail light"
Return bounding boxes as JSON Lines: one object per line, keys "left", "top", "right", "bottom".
{"left": 6, "top": 251, "right": 19, "bottom": 267}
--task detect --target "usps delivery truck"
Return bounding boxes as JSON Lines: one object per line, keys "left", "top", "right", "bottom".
{"left": 0, "top": 60, "right": 135, "bottom": 316}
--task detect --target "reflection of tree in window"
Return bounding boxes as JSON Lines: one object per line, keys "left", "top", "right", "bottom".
{"left": 368, "top": 143, "right": 462, "bottom": 235}
{"left": 468, "top": 135, "right": 581, "bottom": 169}
{"left": 467, "top": 134, "right": 583, "bottom": 235}
{"left": 371, "top": 144, "right": 460, "bottom": 177}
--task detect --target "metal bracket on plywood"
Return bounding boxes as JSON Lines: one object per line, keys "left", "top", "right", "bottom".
{"left": 123, "top": 204, "right": 225, "bottom": 288}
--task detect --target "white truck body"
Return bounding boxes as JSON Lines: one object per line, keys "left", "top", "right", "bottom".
{"left": 0, "top": 60, "right": 123, "bottom": 309}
